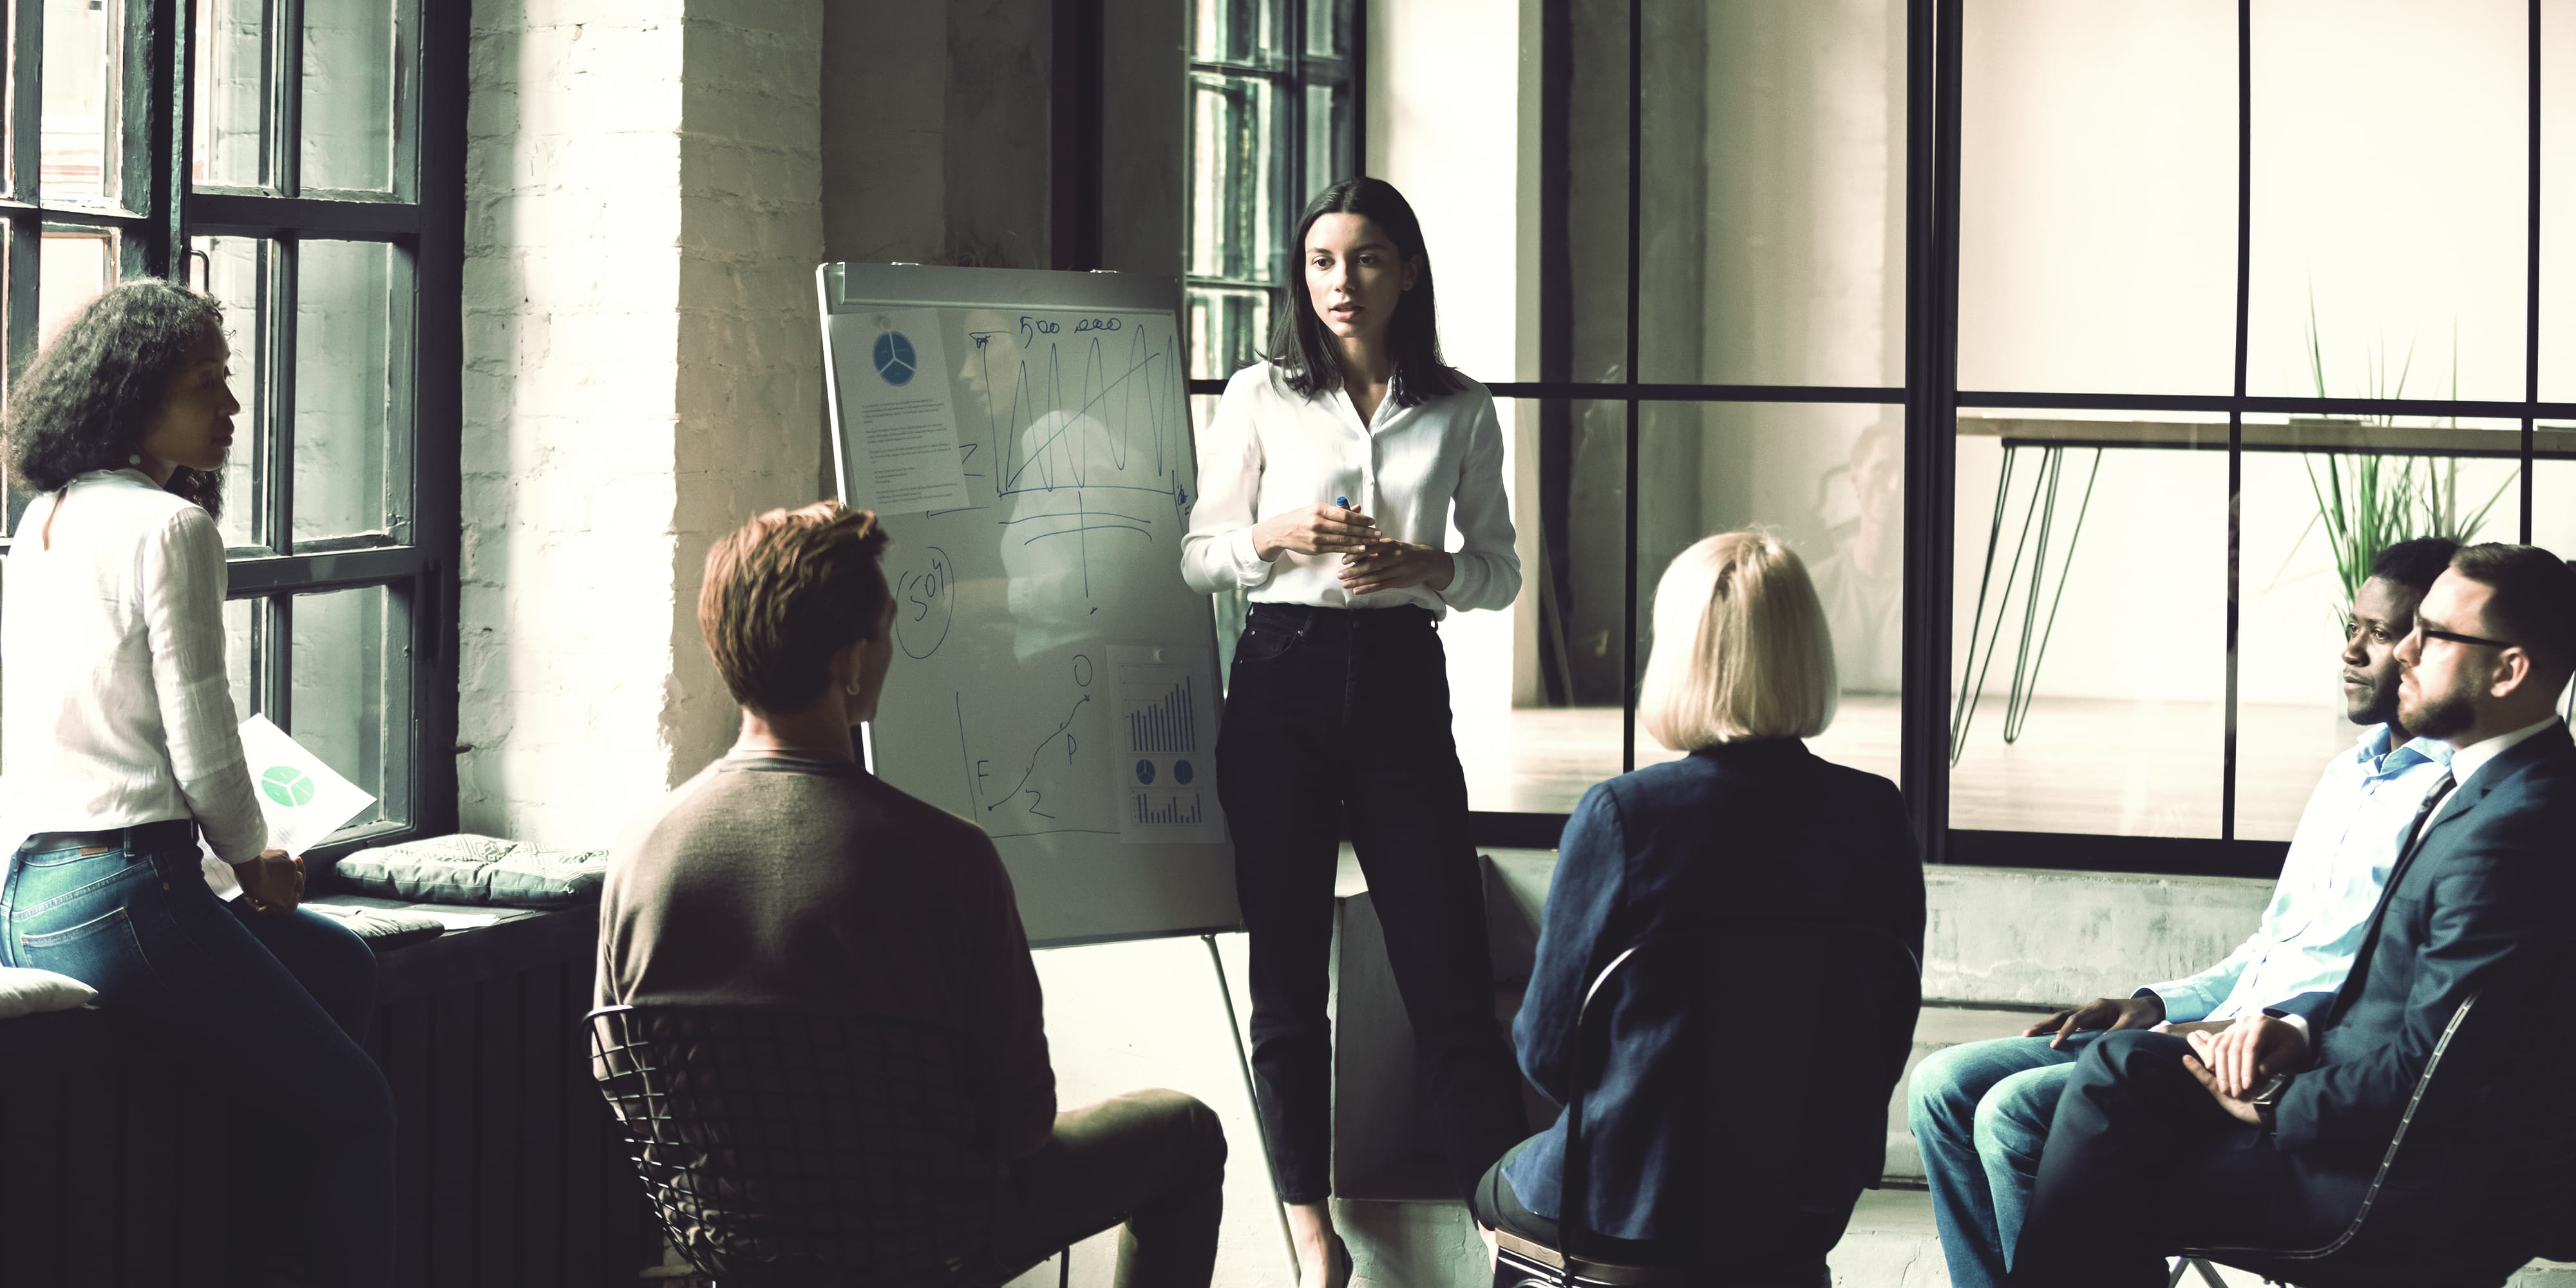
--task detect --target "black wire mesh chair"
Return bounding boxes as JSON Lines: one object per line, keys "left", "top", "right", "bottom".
{"left": 587, "top": 1003, "right": 1010, "bottom": 1287}
{"left": 2174, "top": 988, "right": 2575, "bottom": 1288}
{"left": 1491, "top": 922, "right": 1923, "bottom": 1288}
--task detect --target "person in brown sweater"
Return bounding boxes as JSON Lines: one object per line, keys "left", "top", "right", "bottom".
{"left": 598, "top": 501, "right": 1227, "bottom": 1286}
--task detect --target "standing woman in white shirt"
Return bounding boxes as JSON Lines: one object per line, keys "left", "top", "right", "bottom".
{"left": 1, "top": 279, "right": 395, "bottom": 1283}
{"left": 1183, "top": 177, "right": 1526, "bottom": 1284}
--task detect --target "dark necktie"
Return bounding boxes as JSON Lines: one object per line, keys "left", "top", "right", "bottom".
{"left": 2399, "top": 771, "right": 2459, "bottom": 859}
{"left": 2328, "top": 770, "right": 2459, "bottom": 1027}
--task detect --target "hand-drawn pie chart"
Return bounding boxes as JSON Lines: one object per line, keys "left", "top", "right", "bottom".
{"left": 872, "top": 331, "right": 918, "bottom": 386}
{"left": 1135, "top": 760, "right": 1156, "bottom": 785}
{"left": 260, "top": 765, "right": 316, "bottom": 808}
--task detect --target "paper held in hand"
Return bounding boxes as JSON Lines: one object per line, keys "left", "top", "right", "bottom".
{"left": 232, "top": 714, "right": 377, "bottom": 856}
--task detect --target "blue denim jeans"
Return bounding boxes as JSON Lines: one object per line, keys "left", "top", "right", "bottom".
{"left": 1906, "top": 1032, "right": 2099, "bottom": 1288}
{"left": 1, "top": 828, "right": 395, "bottom": 1286}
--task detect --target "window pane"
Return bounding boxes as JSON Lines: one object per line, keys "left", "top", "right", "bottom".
{"left": 2538, "top": 434, "right": 2576, "bottom": 557}
{"left": 193, "top": 0, "right": 271, "bottom": 189}
{"left": 1301, "top": 81, "right": 1349, "bottom": 204}
{"left": 1958, "top": 1, "right": 2237, "bottom": 395}
{"left": 1188, "top": 285, "right": 1271, "bottom": 380}
{"left": 301, "top": 0, "right": 399, "bottom": 193}
{"left": 2246, "top": 1, "right": 2529, "bottom": 402}
{"left": 1638, "top": 1, "right": 1906, "bottom": 388}
{"left": 2237, "top": 435, "right": 2520, "bottom": 840}
{"left": 1189, "top": 72, "right": 1280, "bottom": 284}
{"left": 290, "top": 585, "right": 397, "bottom": 829}
{"left": 2540, "top": 438, "right": 2576, "bottom": 748}
{"left": 194, "top": 235, "right": 269, "bottom": 549}
{"left": 1953, "top": 411, "right": 2229, "bottom": 837}
{"left": 1191, "top": 0, "right": 1284, "bottom": 65}
{"left": 1631, "top": 403, "right": 1904, "bottom": 787}
{"left": 1460, "top": 400, "right": 1624, "bottom": 815}
{"left": 39, "top": 0, "right": 118, "bottom": 204}
{"left": 293, "top": 240, "right": 397, "bottom": 543}
{"left": 2544, "top": 12, "right": 2575, "bottom": 404}
{"left": 225, "top": 595, "right": 262, "bottom": 719}
{"left": 37, "top": 225, "right": 115, "bottom": 344}
{"left": 1303, "top": 0, "right": 1346, "bottom": 58}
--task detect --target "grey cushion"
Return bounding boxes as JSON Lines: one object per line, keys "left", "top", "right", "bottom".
{"left": 0, "top": 967, "right": 97, "bottom": 1019}
{"left": 325, "top": 834, "right": 609, "bottom": 908}
{"left": 299, "top": 902, "right": 448, "bottom": 951}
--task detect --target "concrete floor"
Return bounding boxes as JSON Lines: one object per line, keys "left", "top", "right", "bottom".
{"left": 999, "top": 937, "right": 2575, "bottom": 1288}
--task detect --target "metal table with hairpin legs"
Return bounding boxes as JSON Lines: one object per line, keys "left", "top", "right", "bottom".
{"left": 1947, "top": 418, "right": 2576, "bottom": 763}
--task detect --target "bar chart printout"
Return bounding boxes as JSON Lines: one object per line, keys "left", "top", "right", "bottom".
{"left": 1113, "top": 645, "right": 1225, "bottom": 844}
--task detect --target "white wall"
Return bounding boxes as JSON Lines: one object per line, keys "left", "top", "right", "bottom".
{"left": 1368, "top": 0, "right": 1528, "bottom": 724}
{"left": 459, "top": 0, "right": 823, "bottom": 845}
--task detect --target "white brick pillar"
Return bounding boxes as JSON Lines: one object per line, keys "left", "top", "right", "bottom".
{"left": 460, "top": 1, "right": 824, "bottom": 845}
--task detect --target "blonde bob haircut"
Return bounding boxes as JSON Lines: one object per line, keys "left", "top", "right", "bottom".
{"left": 1638, "top": 530, "right": 1838, "bottom": 752}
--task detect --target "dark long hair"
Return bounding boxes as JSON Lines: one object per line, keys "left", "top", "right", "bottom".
{"left": 1265, "top": 178, "right": 1465, "bottom": 407}
{"left": 5, "top": 278, "right": 228, "bottom": 516}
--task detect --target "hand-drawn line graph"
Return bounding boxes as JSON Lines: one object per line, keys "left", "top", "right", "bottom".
{"left": 951, "top": 650, "right": 1113, "bottom": 839}
{"left": 969, "top": 316, "right": 1193, "bottom": 601}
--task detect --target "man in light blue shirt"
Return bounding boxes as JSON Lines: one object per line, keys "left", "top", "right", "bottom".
{"left": 1906, "top": 538, "right": 2461, "bottom": 1288}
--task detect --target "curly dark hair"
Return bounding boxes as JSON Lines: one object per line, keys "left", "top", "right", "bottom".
{"left": 5, "top": 278, "right": 229, "bottom": 517}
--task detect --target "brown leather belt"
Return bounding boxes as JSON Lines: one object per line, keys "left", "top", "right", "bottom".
{"left": 21, "top": 819, "right": 199, "bottom": 856}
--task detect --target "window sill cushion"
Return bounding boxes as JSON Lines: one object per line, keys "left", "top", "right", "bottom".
{"left": 0, "top": 967, "right": 99, "bottom": 1020}
{"left": 322, "top": 833, "right": 609, "bottom": 908}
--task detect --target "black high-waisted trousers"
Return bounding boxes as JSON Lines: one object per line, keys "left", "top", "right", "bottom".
{"left": 1215, "top": 601, "right": 1528, "bottom": 1204}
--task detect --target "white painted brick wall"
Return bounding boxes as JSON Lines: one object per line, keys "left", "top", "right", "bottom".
{"left": 668, "top": 4, "right": 829, "bottom": 778}
{"left": 460, "top": 0, "right": 824, "bottom": 846}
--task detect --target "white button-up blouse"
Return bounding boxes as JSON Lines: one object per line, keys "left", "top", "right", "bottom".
{"left": 1, "top": 469, "right": 269, "bottom": 864}
{"left": 1180, "top": 361, "right": 1520, "bottom": 614}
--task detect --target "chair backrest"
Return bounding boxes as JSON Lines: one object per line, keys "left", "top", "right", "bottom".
{"left": 2190, "top": 985, "right": 2576, "bottom": 1276}
{"left": 586, "top": 1003, "right": 1000, "bottom": 1283}
{"left": 1557, "top": 920, "right": 1920, "bottom": 1264}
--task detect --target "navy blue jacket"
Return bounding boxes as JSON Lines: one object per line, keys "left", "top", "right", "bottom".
{"left": 1503, "top": 740, "right": 1924, "bottom": 1241}
{"left": 2269, "top": 723, "right": 2576, "bottom": 1170}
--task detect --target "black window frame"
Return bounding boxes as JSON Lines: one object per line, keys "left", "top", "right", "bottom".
{"left": 0, "top": 0, "right": 463, "bottom": 855}
{"left": 1184, "top": 0, "right": 1365, "bottom": 381}
{"left": 1185, "top": 0, "right": 2573, "bottom": 880}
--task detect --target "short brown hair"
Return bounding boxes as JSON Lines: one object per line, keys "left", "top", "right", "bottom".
{"left": 697, "top": 502, "right": 891, "bottom": 714}
{"left": 1638, "top": 530, "right": 1839, "bottom": 751}
{"left": 2447, "top": 543, "right": 2576, "bottom": 678}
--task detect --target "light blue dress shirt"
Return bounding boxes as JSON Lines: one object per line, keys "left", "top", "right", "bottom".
{"left": 2139, "top": 724, "right": 2452, "bottom": 1023}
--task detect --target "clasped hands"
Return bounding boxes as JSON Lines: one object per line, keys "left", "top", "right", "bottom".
{"left": 231, "top": 848, "right": 305, "bottom": 915}
{"left": 1251, "top": 503, "right": 1453, "bottom": 596}
{"left": 2022, "top": 994, "right": 2306, "bottom": 1126}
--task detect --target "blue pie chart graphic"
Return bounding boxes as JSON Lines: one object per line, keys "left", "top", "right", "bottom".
{"left": 1173, "top": 760, "right": 1194, "bottom": 785}
{"left": 873, "top": 332, "right": 918, "bottom": 386}
{"left": 1134, "top": 760, "right": 1155, "bottom": 785}
{"left": 261, "top": 765, "right": 316, "bottom": 808}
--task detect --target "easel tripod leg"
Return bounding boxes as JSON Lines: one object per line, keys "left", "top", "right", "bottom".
{"left": 1204, "top": 933, "right": 1302, "bottom": 1276}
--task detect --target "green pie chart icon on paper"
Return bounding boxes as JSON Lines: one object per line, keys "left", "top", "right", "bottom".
{"left": 260, "top": 765, "right": 317, "bottom": 808}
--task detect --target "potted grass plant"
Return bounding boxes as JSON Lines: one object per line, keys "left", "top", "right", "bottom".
{"left": 2298, "top": 299, "right": 2508, "bottom": 604}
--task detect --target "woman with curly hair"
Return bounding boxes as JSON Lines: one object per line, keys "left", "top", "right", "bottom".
{"left": 1, "top": 279, "right": 394, "bottom": 1283}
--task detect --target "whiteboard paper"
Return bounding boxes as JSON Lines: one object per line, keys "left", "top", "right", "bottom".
{"left": 820, "top": 263, "right": 1242, "bottom": 946}
{"left": 826, "top": 306, "right": 972, "bottom": 515}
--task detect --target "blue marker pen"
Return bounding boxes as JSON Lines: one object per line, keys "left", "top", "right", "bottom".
{"left": 1336, "top": 496, "right": 1349, "bottom": 508}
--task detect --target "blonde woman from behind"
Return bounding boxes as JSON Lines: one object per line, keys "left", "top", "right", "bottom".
{"left": 1475, "top": 531, "right": 1926, "bottom": 1284}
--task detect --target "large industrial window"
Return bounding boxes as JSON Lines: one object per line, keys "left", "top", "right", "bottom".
{"left": 1, "top": 0, "right": 464, "bottom": 849}
{"left": 1184, "top": 0, "right": 1362, "bottom": 383}
{"left": 1183, "top": 0, "right": 2575, "bottom": 880}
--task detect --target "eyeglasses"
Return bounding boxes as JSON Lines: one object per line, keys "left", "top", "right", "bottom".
{"left": 2420, "top": 625, "right": 2519, "bottom": 650}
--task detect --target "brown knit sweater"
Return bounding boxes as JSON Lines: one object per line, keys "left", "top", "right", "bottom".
{"left": 596, "top": 752, "right": 1057, "bottom": 1159}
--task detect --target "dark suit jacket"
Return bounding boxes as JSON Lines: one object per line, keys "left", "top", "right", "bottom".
{"left": 2268, "top": 722, "right": 2576, "bottom": 1199}
{"left": 1503, "top": 740, "right": 1924, "bottom": 1242}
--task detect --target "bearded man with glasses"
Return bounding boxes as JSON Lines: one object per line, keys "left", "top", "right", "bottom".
{"left": 2006, "top": 542, "right": 2576, "bottom": 1288}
